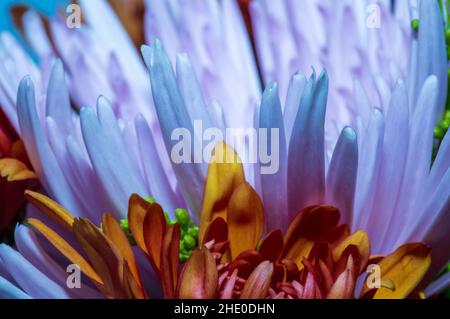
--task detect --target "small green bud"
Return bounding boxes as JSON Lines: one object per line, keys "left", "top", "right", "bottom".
{"left": 144, "top": 196, "right": 156, "bottom": 203}
{"left": 435, "top": 127, "right": 444, "bottom": 139}
{"left": 411, "top": 19, "right": 419, "bottom": 32}
{"left": 184, "top": 235, "right": 196, "bottom": 250}
{"left": 179, "top": 253, "right": 190, "bottom": 262}
{"left": 175, "top": 208, "right": 190, "bottom": 226}
{"left": 187, "top": 226, "right": 199, "bottom": 238}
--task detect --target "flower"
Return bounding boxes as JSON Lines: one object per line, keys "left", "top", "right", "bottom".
{"left": 0, "top": 107, "right": 37, "bottom": 238}
{"left": 0, "top": 143, "right": 431, "bottom": 299}
{"left": 0, "top": 0, "right": 449, "bottom": 298}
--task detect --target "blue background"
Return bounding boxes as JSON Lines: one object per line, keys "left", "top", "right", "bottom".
{"left": 0, "top": 0, "right": 67, "bottom": 33}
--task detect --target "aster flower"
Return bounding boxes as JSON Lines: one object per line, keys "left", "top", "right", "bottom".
{"left": 0, "top": 0, "right": 448, "bottom": 299}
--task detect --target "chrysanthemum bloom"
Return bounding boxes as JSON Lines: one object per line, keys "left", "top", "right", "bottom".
{"left": 0, "top": 0, "right": 449, "bottom": 298}
{"left": 0, "top": 143, "right": 432, "bottom": 299}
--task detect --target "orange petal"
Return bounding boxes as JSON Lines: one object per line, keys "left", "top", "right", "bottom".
{"left": 282, "top": 206, "right": 340, "bottom": 269}
{"left": 25, "top": 190, "right": 74, "bottom": 231}
{"left": 258, "top": 229, "right": 284, "bottom": 262}
{"left": 122, "top": 262, "right": 146, "bottom": 299}
{"left": 160, "top": 223, "right": 180, "bottom": 299}
{"left": 73, "top": 218, "right": 136, "bottom": 298}
{"left": 27, "top": 218, "right": 102, "bottom": 285}
{"left": 332, "top": 230, "right": 370, "bottom": 273}
{"left": 227, "top": 182, "right": 264, "bottom": 259}
{"left": 142, "top": 202, "right": 167, "bottom": 274}
{"left": 363, "top": 243, "right": 431, "bottom": 299}
{"left": 128, "top": 193, "right": 151, "bottom": 254}
{"left": 240, "top": 261, "right": 273, "bottom": 299}
{"left": 178, "top": 248, "right": 218, "bottom": 298}
{"left": 199, "top": 142, "right": 245, "bottom": 242}
{"left": 102, "top": 213, "right": 143, "bottom": 291}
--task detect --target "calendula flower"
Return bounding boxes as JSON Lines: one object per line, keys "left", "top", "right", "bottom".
{"left": 0, "top": 0, "right": 449, "bottom": 299}
{"left": 0, "top": 143, "right": 432, "bottom": 299}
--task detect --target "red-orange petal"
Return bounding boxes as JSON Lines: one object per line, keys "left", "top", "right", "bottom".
{"left": 258, "top": 229, "right": 284, "bottom": 262}
{"left": 160, "top": 223, "right": 180, "bottom": 299}
{"left": 202, "top": 217, "right": 228, "bottom": 245}
{"left": 25, "top": 190, "right": 74, "bottom": 231}
{"left": 128, "top": 194, "right": 151, "bottom": 254}
{"left": 142, "top": 202, "right": 167, "bottom": 274}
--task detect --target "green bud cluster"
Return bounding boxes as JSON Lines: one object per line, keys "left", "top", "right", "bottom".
{"left": 172, "top": 208, "right": 199, "bottom": 262}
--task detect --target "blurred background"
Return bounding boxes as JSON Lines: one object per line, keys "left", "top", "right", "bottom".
{"left": 0, "top": 0, "right": 68, "bottom": 33}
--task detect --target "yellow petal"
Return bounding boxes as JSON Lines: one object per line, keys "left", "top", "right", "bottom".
{"left": 332, "top": 230, "right": 370, "bottom": 273}
{"left": 365, "top": 243, "right": 431, "bottom": 299}
{"left": 283, "top": 206, "right": 340, "bottom": 269}
{"left": 0, "top": 158, "right": 36, "bottom": 181}
{"left": 227, "top": 182, "right": 264, "bottom": 259}
{"left": 199, "top": 142, "right": 244, "bottom": 242}
{"left": 27, "top": 218, "right": 102, "bottom": 285}
{"left": 25, "top": 190, "right": 74, "bottom": 231}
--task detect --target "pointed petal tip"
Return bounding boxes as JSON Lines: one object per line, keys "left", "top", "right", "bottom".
{"left": 341, "top": 126, "right": 357, "bottom": 142}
